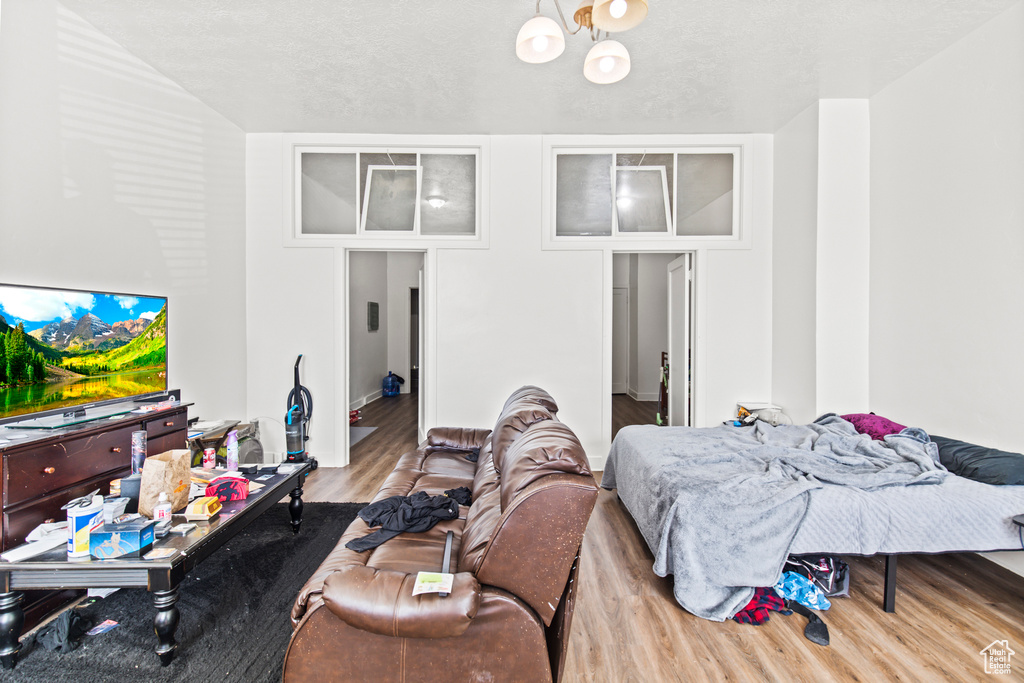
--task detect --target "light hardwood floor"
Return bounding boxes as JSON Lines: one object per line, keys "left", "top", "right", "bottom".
{"left": 301, "top": 394, "right": 1024, "bottom": 682}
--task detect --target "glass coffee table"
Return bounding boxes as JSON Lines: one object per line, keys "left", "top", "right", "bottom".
{"left": 0, "top": 462, "right": 311, "bottom": 668}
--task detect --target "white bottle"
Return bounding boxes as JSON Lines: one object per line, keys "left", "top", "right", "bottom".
{"left": 154, "top": 492, "right": 172, "bottom": 521}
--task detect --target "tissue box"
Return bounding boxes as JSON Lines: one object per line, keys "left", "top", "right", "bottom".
{"left": 90, "top": 518, "right": 157, "bottom": 559}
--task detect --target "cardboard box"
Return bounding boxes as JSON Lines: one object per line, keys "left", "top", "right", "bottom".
{"left": 90, "top": 518, "right": 157, "bottom": 559}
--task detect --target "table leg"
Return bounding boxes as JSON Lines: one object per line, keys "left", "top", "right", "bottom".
{"left": 0, "top": 592, "right": 23, "bottom": 670}
{"left": 153, "top": 587, "right": 180, "bottom": 666}
{"left": 289, "top": 482, "right": 304, "bottom": 534}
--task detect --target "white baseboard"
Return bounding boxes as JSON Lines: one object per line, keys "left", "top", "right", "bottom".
{"left": 588, "top": 453, "right": 607, "bottom": 472}
{"left": 627, "top": 389, "right": 659, "bottom": 402}
{"left": 349, "top": 390, "right": 383, "bottom": 411}
{"left": 612, "top": 383, "right": 627, "bottom": 394}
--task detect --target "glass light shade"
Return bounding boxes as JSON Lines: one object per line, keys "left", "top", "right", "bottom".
{"left": 516, "top": 15, "right": 565, "bottom": 64}
{"left": 584, "top": 40, "right": 630, "bottom": 84}
{"left": 591, "top": 0, "right": 648, "bottom": 32}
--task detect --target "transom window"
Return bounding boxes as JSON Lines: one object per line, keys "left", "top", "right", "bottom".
{"left": 295, "top": 147, "right": 480, "bottom": 239}
{"left": 551, "top": 148, "right": 740, "bottom": 240}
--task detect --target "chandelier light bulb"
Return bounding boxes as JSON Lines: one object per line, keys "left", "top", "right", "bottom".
{"left": 516, "top": 14, "right": 565, "bottom": 64}
{"left": 584, "top": 39, "right": 630, "bottom": 84}
{"left": 591, "top": 0, "right": 648, "bottom": 32}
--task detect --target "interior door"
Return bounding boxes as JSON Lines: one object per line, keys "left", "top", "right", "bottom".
{"left": 611, "top": 287, "right": 629, "bottom": 394}
{"left": 667, "top": 254, "right": 693, "bottom": 426}
{"left": 417, "top": 267, "right": 425, "bottom": 442}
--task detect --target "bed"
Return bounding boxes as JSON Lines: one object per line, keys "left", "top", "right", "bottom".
{"left": 601, "top": 415, "right": 1024, "bottom": 622}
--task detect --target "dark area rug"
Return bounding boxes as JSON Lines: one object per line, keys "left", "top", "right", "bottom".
{"left": 5, "top": 502, "right": 364, "bottom": 683}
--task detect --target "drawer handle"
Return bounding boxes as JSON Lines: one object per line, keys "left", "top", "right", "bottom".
{"left": 43, "top": 467, "right": 55, "bottom": 474}
{"left": 164, "top": 421, "right": 174, "bottom": 427}
{"left": 111, "top": 447, "right": 122, "bottom": 453}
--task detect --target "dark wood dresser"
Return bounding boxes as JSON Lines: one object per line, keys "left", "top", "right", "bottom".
{"left": 0, "top": 403, "right": 190, "bottom": 627}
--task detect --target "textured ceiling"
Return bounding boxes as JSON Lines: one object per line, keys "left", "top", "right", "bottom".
{"left": 59, "top": 0, "right": 1017, "bottom": 134}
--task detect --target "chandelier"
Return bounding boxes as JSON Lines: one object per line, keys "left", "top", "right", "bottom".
{"left": 515, "top": 0, "right": 649, "bottom": 84}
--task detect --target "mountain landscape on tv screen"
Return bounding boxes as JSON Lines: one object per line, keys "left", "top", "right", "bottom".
{"left": 0, "top": 288, "right": 167, "bottom": 421}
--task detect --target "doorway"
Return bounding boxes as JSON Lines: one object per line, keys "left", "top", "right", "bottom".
{"left": 610, "top": 252, "right": 692, "bottom": 438}
{"left": 347, "top": 251, "right": 425, "bottom": 460}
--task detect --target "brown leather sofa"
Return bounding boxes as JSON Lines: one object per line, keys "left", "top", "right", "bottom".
{"left": 284, "top": 386, "right": 598, "bottom": 682}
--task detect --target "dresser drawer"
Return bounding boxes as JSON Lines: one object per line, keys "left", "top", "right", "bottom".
{"left": 143, "top": 410, "right": 187, "bottom": 439}
{"left": 146, "top": 430, "right": 186, "bottom": 457}
{"left": 4, "top": 472, "right": 125, "bottom": 549}
{"left": 4, "top": 426, "right": 135, "bottom": 508}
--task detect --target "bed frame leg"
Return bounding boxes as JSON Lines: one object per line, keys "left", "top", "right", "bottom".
{"left": 883, "top": 555, "right": 897, "bottom": 613}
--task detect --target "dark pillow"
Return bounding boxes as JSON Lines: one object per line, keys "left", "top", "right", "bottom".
{"left": 931, "top": 435, "right": 1024, "bottom": 486}
{"left": 840, "top": 413, "right": 906, "bottom": 440}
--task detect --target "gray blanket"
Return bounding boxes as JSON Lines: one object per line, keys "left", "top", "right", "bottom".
{"left": 601, "top": 415, "right": 947, "bottom": 621}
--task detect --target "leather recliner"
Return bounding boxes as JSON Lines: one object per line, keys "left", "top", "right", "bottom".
{"left": 284, "top": 386, "right": 598, "bottom": 682}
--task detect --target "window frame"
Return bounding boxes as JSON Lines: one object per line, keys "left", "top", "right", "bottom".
{"left": 286, "top": 137, "right": 489, "bottom": 249}
{"left": 542, "top": 136, "right": 752, "bottom": 251}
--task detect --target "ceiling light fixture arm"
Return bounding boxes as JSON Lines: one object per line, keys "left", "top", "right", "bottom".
{"left": 540, "top": 0, "right": 587, "bottom": 36}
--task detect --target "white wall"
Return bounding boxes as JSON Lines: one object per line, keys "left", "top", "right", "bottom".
{"left": 349, "top": 251, "right": 388, "bottom": 407}
{"left": 386, "top": 251, "right": 424, "bottom": 395}
{"left": 245, "top": 136, "right": 336, "bottom": 462}
{"left": 0, "top": 1, "right": 247, "bottom": 421}
{"left": 772, "top": 104, "right": 819, "bottom": 424}
{"left": 245, "top": 134, "right": 775, "bottom": 469}
{"left": 815, "top": 100, "right": 871, "bottom": 416}
{"left": 869, "top": 2, "right": 1024, "bottom": 573}
{"left": 770, "top": 100, "right": 870, "bottom": 423}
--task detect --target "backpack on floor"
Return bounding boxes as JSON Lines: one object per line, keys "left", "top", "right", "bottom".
{"left": 784, "top": 554, "right": 850, "bottom": 598}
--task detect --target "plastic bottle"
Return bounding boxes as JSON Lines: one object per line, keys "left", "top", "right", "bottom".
{"left": 67, "top": 494, "right": 104, "bottom": 559}
{"left": 154, "top": 492, "right": 172, "bottom": 521}
{"left": 226, "top": 430, "right": 239, "bottom": 471}
{"left": 153, "top": 491, "right": 173, "bottom": 538}
{"left": 131, "top": 430, "right": 147, "bottom": 474}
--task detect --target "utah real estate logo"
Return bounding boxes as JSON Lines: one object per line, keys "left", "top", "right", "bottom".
{"left": 980, "top": 640, "right": 1014, "bottom": 675}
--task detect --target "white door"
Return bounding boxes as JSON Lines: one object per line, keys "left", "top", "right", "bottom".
{"left": 667, "top": 254, "right": 693, "bottom": 426}
{"left": 611, "top": 287, "right": 629, "bottom": 394}
{"left": 417, "top": 267, "right": 425, "bottom": 442}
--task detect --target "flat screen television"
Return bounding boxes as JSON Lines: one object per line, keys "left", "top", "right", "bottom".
{"left": 0, "top": 283, "right": 168, "bottom": 428}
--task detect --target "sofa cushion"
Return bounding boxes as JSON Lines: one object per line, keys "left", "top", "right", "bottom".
{"left": 323, "top": 565, "right": 481, "bottom": 639}
{"left": 501, "top": 386, "right": 559, "bottom": 415}
{"left": 425, "top": 427, "right": 491, "bottom": 454}
{"left": 499, "top": 420, "right": 591, "bottom": 511}
{"left": 457, "top": 487, "right": 502, "bottom": 574}
{"left": 491, "top": 390, "right": 558, "bottom": 475}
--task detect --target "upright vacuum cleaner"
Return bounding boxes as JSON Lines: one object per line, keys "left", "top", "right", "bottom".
{"left": 285, "top": 355, "right": 317, "bottom": 470}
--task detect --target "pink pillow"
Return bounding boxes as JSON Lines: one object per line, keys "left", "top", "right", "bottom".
{"left": 840, "top": 413, "right": 906, "bottom": 440}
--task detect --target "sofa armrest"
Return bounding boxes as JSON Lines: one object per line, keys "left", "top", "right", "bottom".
{"left": 322, "top": 565, "right": 481, "bottom": 638}
{"left": 426, "top": 427, "right": 491, "bottom": 453}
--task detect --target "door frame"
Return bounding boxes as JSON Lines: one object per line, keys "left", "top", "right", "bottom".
{"left": 335, "top": 247, "right": 435, "bottom": 466}
{"left": 611, "top": 286, "right": 630, "bottom": 395}
{"left": 602, "top": 250, "right": 707, "bottom": 449}
{"left": 667, "top": 253, "right": 693, "bottom": 426}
